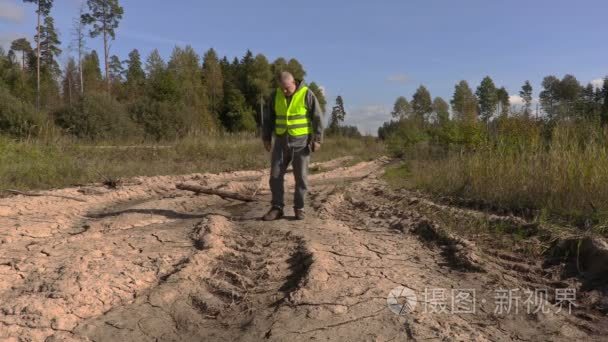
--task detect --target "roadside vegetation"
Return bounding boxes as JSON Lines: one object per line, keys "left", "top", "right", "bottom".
{"left": 0, "top": 135, "right": 382, "bottom": 191}
{"left": 381, "top": 76, "right": 608, "bottom": 235}
{"left": 0, "top": 0, "right": 384, "bottom": 191}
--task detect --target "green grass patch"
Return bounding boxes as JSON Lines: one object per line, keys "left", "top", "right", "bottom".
{"left": 0, "top": 135, "right": 384, "bottom": 191}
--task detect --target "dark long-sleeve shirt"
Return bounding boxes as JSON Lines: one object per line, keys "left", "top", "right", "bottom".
{"left": 262, "top": 81, "right": 323, "bottom": 144}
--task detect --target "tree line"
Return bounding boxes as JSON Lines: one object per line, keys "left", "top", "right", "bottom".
{"left": 379, "top": 74, "right": 608, "bottom": 152}
{"left": 0, "top": 0, "right": 329, "bottom": 141}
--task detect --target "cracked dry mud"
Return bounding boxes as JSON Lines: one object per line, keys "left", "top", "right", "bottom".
{"left": 1, "top": 157, "right": 607, "bottom": 341}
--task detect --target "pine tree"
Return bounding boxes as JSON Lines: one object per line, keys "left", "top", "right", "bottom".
{"left": 82, "top": 50, "right": 103, "bottom": 94}
{"left": 496, "top": 87, "right": 510, "bottom": 117}
{"left": 23, "top": 0, "right": 53, "bottom": 110}
{"left": 271, "top": 57, "right": 287, "bottom": 81}
{"left": 237, "top": 50, "right": 254, "bottom": 102}
{"left": 475, "top": 76, "right": 498, "bottom": 123}
{"left": 71, "top": 3, "right": 86, "bottom": 95}
{"left": 108, "top": 54, "right": 124, "bottom": 97}
{"left": 9, "top": 38, "right": 32, "bottom": 70}
{"left": 578, "top": 83, "right": 598, "bottom": 120}
{"left": 39, "top": 16, "right": 61, "bottom": 76}
{"left": 271, "top": 57, "right": 306, "bottom": 84}
{"left": 202, "top": 48, "right": 224, "bottom": 118}
{"left": 519, "top": 81, "right": 533, "bottom": 117}
{"left": 168, "top": 45, "right": 214, "bottom": 131}
{"left": 124, "top": 49, "right": 144, "bottom": 100}
{"left": 81, "top": 0, "right": 124, "bottom": 93}
{"left": 539, "top": 75, "right": 560, "bottom": 119}
{"left": 329, "top": 95, "right": 346, "bottom": 132}
{"left": 145, "top": 49, "right": 177, "bottom": 102}
{"left": 287, "top": 58, "right": 306, "bottom": 81}
{"left": 559, "top": 74, "right": 581, "bottom": 118}
{"left": 62, "top": 57, "right": 79, "bottom": 105}
{"left": 411, "top": 85, "right": 432, "bottom": 122}
{"left": 451, "top": 80, "right": 478, "bottom": 123}
{"left": 167, "top": 45, "right": 203, "bottom": 104}
{"left": 109, "top": 55, "right": 123, "bottom": 82}
{"left": 432, "top": 97, "right": 449, "bottom": 125}
{"left": 391, "top": 96, "right": 410, "bottom": 120}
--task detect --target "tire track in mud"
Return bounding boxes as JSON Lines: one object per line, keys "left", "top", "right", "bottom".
{"left": 308, "top": 171, "right": 608, "bottom": 341}
{"left": 74, "top": 210, "right": 315, "bottom": 341}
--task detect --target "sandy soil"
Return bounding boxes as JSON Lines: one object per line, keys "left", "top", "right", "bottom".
{"left": 0, "top": 157, "right": 606, "bottom": 341}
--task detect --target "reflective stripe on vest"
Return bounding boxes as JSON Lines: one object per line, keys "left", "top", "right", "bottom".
{"left": 274, "top": 86, "right": 311, "bottom": 136}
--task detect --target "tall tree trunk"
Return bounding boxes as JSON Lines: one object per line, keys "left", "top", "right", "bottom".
{"left": 103, "top": 3, "right": 110, "bottom": 94}
{"left": 78, "top": 51, "right": 83, "bottom": 95}
{"left": 68, "top": 74, "right": 72, "bottom": 105}
{"left": 36, "top": 7, "right": 41, "bottom": 111}
{"left": 77, "top": 4, "right": 84, "bottom": 95}
{"left": 104, "top": 29, "right": 109, "bottom": 93}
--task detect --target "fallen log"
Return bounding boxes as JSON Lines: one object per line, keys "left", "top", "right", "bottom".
{"left": 176, "top": 183, "right": 255, "bottom": 202}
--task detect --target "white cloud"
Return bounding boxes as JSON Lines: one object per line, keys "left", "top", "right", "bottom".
{"left": 509, "top": 94, "right": 539, "bottom": 106}
{"left": 591, "top": 78, "right": 605, "bottom": 89}
{"left": 0, "top": 0, "right": 24, "bottom": 23}
{"left": 386, "top": 73, "right": 408, "bottom": 83}
{"left": 509, "top": 95, "right": 524, "bottom": 106}
{"left": 342, "top": 104, "right": 390, "bottom": 135}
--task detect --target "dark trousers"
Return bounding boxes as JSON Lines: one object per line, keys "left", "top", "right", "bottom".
{"left": 269, "top": 136, "right": 310, "bottom": 210}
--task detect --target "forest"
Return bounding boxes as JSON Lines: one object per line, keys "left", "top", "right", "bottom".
{"left": 380, "top": 74, "right": 608, "bottom": 231}
{"left": 0, "top": 0, "right": 348, "bottom": 141}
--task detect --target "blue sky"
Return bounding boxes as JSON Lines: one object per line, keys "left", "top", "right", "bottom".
{"left": 1, "top": 0, "right": 607, "bottom": 133}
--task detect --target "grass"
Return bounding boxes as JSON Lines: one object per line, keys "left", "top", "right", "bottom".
{"left": 0, "top": 134, "right": 384, "bottom": 191}
{"left": 384, "top": 126, "right": 608, "bottom": 235}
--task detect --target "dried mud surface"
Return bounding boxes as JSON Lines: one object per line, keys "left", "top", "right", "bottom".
{"left": 1, "top": 157, "right": 606, "bottom": 341}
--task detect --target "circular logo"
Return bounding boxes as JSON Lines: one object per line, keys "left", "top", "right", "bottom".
{"left": 387, "top": 286, "right": 418, "bottom": 315}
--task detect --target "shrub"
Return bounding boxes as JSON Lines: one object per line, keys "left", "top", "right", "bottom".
{"left": 130, "top": 99, "right": 199, "bottom": 141}
{"left": 54, "top": 93, "right": 140, "bottom": 141}
{"left": 0, "top": 86, "right": 44, "bottom": 137}
{"left": 385, "top": 119, "right": 428, "bottom": 157}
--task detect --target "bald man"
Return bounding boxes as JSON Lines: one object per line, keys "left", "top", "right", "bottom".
{"left": 262, "top": 72, "right": 323, "bottom": 221}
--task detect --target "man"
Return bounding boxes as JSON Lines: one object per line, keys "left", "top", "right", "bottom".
{"left": 262, "top": 71, "right": 323, "bottom": 221}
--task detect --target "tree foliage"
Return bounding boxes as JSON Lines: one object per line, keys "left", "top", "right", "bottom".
{"left": 391, "top": 96, "right": 410, "bottom": 120}
{"left": 451, "top": 80, "right": 478, "bottom": 123}
{"left": 519, "top": 81, "right": 533, "bottom": 117}
{"left": 411, "top": 85, "right": 432, "bottom": 122}
{"left": 476, "top": 76, "right": 498, "bottom": 123}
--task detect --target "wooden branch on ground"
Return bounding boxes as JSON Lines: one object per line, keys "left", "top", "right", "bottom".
{"left": 176, "top": 183, "right": 255, "bottom": 202}
{"left": 3, "top": 189, "right": 88, "bottom": 202}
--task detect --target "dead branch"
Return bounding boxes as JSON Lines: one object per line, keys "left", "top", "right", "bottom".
{"left": 176, "top": 183, "right": 255, "bottom": 202}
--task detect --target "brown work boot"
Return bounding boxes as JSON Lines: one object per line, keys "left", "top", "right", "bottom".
{"left": 294, "top": 209, "right": 306, "bottom": 220}
{"left": 262, "top": 207, "right": 283, "bottom": 221}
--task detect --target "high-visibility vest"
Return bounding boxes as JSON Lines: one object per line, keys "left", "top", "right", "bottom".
{"left": 274, "top": 86, "right": 311, "bottom": 136}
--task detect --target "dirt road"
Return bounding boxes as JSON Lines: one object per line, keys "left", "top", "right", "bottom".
{"left": 1, "top": 157, "right": 606, "bottom": 341}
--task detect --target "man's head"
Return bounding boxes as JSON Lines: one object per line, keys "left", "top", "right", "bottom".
{"left": 279, "top": 71, "right": 297, "bottom": 96}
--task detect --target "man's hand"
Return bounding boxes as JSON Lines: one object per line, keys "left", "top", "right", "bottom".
{"left": 263, "top": 140, "right": 272, "bottom": 152}
{"left": 311, "top": 141, "right": 321, "bottom": 152}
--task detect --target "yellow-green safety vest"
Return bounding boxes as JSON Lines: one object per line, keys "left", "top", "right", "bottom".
{"left": 274, "top": 86, "right": 311, "bottom": 136}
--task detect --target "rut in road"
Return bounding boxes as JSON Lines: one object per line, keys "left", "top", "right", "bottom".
{"left": 0, "top": 157, "right": 607, "bottom": 341}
